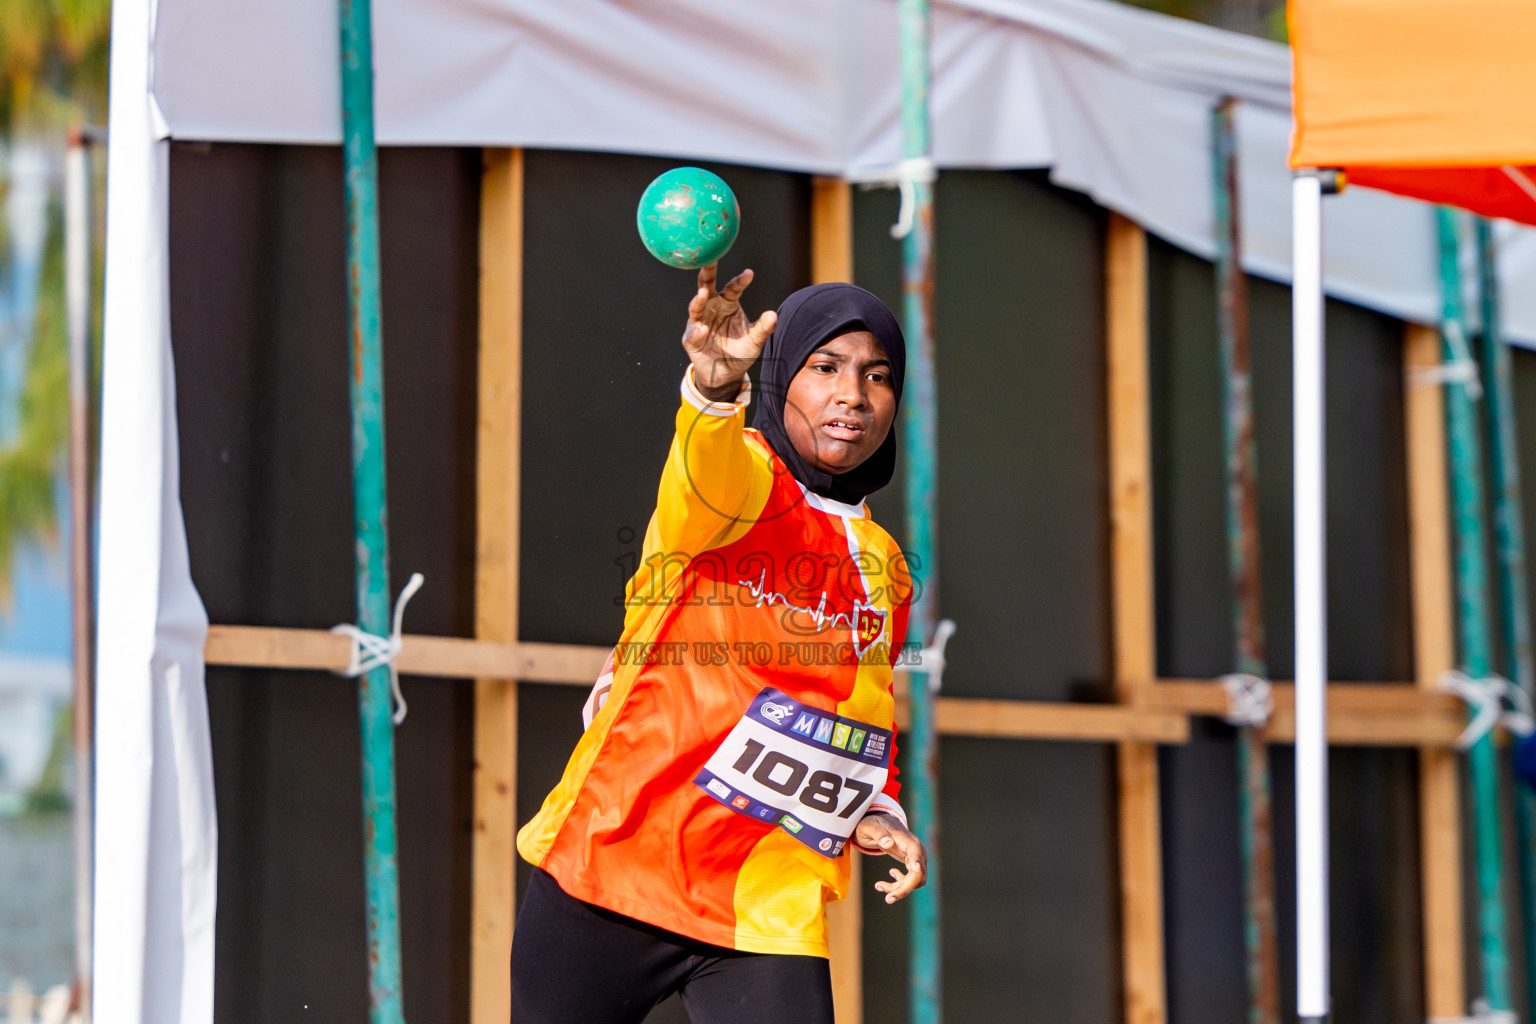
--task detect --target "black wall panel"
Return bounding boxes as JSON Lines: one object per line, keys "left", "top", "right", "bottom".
{"left": 1503, "top": 345, "right": 1536, "bottom": 1022}
{"left": 858, "top": 172, "right": 1110, "bottom": 704}
{"left": 171, "top": 142, "right": 480, "bottom": 1024}
{"left": 515, "top": 149, "right": 812, "bottom": 1024}
{"left": 516, "top": 150, "right": 810, "bottom": 649}
{"left": 1148, "top": 237, "right": 1413, "bottom": 684}
{"left": 169, "top": 140, "right": 1440, "bottom": 1024}
{"left": 855, "top": 172, "right": 1119, "bottom": 1024}
{"left": 1148, "top": 236, "right": 1421, "bottom": 1024}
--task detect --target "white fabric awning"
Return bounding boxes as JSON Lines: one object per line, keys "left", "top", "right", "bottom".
{"left": 97, "top": 0, "right": 216, "bottom": 1020}
{"left": 147, "top": 0, "right": 1536, "bottom": 343}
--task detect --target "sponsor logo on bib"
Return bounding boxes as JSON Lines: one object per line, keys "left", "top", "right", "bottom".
{"left": 760, "top": 701, "right": 795, "bottom": 724}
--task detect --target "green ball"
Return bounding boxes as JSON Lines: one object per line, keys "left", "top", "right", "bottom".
{"left": 636, "top": 167, "right": 740, "bottom": 269}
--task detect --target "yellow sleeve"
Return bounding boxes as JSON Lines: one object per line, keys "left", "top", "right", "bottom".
{"left": 652, "top": 365, "right": 775, "bottom": 559}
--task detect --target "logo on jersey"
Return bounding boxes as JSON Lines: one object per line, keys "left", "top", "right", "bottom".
{"left": 792, "top": 713, "right": 818, "bottom": 736}
{"left": 853, "top": 602, "right": 888, "bottom": 657}
{"left": 707, "top": 778, "right": 731, "bottom": 799}
{"left": 781, "top": 816, "right": 804, "bottom": 834}
{"left": 761, "top": 701, "right": 795, "bottom": 724}
{"left": 818, "top": 838, "right": 834, "bottom": 852}
{"left": 732, "top": 795, "right": 750, "bottom": 810}
{"left": 813, "top": 718, "right": 835, "bottom": 744}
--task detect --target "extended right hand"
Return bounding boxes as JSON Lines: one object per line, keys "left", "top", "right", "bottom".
{"left": 682, "top": 264, "right": 778, "bottom": 401}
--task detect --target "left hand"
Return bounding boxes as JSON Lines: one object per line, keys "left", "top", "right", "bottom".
{"left": 854, "top": 812, "right": 927, "bottom": 904}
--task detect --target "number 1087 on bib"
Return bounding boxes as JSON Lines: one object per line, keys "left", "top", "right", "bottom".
{"left": 694, "top": 688, "right": 892, "bottom": 858}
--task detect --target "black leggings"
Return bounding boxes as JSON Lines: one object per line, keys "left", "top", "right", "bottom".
{"left": 510, "top": 868, "right": 834, "bottom": 1024}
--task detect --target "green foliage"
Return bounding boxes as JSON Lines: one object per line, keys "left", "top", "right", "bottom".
{"left": 0, "top": 0, "right": 111, "bottom": 133}
{"left": 0, "top": 0, "right": 103, "bottom": 601}
{"left": 0, "top": 197, "right": 67, "bottom": 605}
{"left": 23, "top": 699, "right": 72, "bottom": 814}
{"left": 1116, "top": 0, "right": 1290, "bottom": 42}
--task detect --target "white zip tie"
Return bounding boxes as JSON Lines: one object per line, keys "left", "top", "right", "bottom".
{"left": 846, "top": 157, "right": 937, "bottom": 239}
{"left": 1504, "top": 676, "right": 1535, "bottom": 737}
{"left": 1220, "top": 672, "right": 1273, "bottom": 727}
{"left": 910, "top": 618, "right": 957, "bottom": 692}
{"left": 1407, "top": 359, "right": 1481, "bottom": 392}
{"left": 1439, "top": 670, "right": 1534, "bottom": 749}
{"left": 332, "top": 572, "right": 425, "bottom": 726}
{"left": 1444, "top": 317, "right": 1483, "bottom": 401}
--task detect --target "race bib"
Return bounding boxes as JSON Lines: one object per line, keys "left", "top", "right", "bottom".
{"left": 694, "top": 687, "right": 892, "bottom": 858}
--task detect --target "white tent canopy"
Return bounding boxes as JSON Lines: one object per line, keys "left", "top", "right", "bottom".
{"left": 147, "top": 0, "right": 1536, "bottom": 341}
{"left": 102, "top": 1, "right": 1532, "bottom": 1022}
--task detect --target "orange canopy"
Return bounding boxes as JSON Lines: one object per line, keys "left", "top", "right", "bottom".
{"left": 1290, "top": 0, "right": 1536, "bottom": 225}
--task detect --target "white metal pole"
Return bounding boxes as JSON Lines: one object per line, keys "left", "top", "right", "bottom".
{"left": 1292, "top": 169, "right": 1330, "bottom": 1023}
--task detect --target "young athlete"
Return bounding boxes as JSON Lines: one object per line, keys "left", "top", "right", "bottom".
{"left": 511, "top": 265, "right": 926, "bottom": 1024}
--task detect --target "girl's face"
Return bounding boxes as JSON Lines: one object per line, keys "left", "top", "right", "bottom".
{"left": 782, "top": 330, "right": 897, "bottom": 475}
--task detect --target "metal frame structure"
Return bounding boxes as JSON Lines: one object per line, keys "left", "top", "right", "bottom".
{"left": 191, "top": 166, "right": 1477, "bottom": 1024}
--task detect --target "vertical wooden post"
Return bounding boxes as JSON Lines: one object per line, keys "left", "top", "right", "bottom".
{"left": 1404, "top": 322, "right": 1465, "bottom": 1019}
{"left": 473, "top": 147, "right": 524, "bottom": 1024}
{"left": 813, "top": 174, "right": 863, "bottom": 1024}
{"left": 812, "top": 177, "right": 854, "bottom": 285}
{"left": 1107, "top": 213, "right": 1167, "bottom": 1024}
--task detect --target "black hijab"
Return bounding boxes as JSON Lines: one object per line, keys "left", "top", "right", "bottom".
{"left": 752, "top": 283, "right": 905, "bottom": 506}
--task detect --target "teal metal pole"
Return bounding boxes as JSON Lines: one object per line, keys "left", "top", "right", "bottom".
{"left": 1438, "top": 205, "right": 1512, "bottom": 1014}
{"left": 1211, "top": 98, "right": 1280, "bottom": 1024}
{"left": 339, "top": 0, "right": 406, "bottom": 1020}
{"left": 1474, "top": 215, "right": 1536, "bottom": 1016}
{"left": 897, "top": 0, "right": 941, "bottom": 1020}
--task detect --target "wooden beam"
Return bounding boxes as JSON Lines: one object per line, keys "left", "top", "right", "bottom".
{"left": 1109, "top": 216, "right": 1156, "bottom": 711}
{"left": 1150, "top": 678, "right": 1453, "bottom": 716}
{"left": 810, "top": 174, "right": 862, "bottom": 1024}
{"left": 1146, "top": 680, "right": 1464, "bottom": 746}
{"left": 894, "top": 697, "right": 1189, "bottom": 743}
{"left": 1405, "top": 321, "right": 1465, "bottom": 1018}
{"left": 208, "top": 623, "right": 1479, "bottom": 745}
{"left": 205, "top": 626, "right": 608, "bottom": 686}
{"left": 811, "top": 176, "right": 854, "bottom": 285}
{"left": 1106, "top": 212, "right": 1166, "bottom": 1024}
{"left": 206, "top": 625, "right": 1199, "bottom": 741}
{"left": 473, "top": 146, "right": 523, "bottom": 1024}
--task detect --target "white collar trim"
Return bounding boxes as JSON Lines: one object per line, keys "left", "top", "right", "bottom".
{"left": 798, "top": 482, "right": 868, "bottom": 519}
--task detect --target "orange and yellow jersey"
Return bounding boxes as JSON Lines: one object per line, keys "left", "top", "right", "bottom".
{"left": 517, "top": 368, "right": 913, "bottom": 958}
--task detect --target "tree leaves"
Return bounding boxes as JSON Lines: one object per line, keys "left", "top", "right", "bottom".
{"left": 0, "top": 0, "right": 109, "bottom": 133}
{"left": 0, "top": 195, "right": 67, "bottom": 607}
